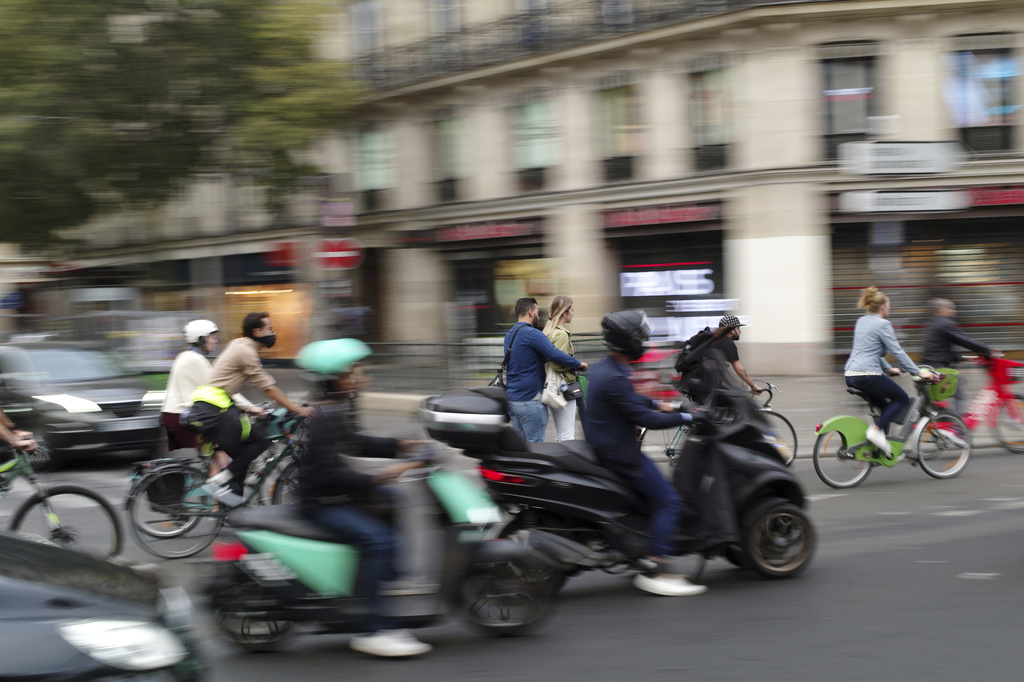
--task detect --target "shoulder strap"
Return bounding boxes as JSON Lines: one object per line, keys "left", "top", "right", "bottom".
{"left": 501, "top": 325, "right": 525, "bottom": 370}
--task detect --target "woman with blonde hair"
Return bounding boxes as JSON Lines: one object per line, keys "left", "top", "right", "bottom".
{"left": 844, "top": 286, "right": 936, "bottom": 456}
{"left": 543, "top": 295, "right": 581, "bottom": 441}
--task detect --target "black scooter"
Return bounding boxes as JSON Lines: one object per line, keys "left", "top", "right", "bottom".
{"left": 420, "top": 359, "right": 815, "bottom": 589}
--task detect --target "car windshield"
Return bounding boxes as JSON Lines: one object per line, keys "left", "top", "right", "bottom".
{"left": 19, "top": 349, "right": 126, "bottom": 383}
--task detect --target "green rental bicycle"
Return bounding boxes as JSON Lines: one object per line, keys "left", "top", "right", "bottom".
{"left": 124, "top": 406, "right": 307, "bottom": 559}
{"left": 1, "top": 445, "right": 122, "bottom": 557}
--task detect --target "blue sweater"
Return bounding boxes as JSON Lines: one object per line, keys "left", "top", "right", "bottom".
{"left": 503, "top": 322, "right": 581, "bottom": 401}
{"left": 844, "top": 314, "right": 919, "bottom": 375}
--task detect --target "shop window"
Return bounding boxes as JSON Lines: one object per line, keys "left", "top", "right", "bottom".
{"left": 944, "top": 36, "right": 1019, "bottom": 153}
{"left": 516, "top": 0, "right": 550, "bottom": 49}
{"left": 351, "top": 0, "right": 383, "bottom": 54}
{"left": 602, "top": 0, "right": 634, "bottom": 32}
{"left": 599, "top": 84, "right": 644, "bottom": 183}
{"left": 356, "top": 126, "right": 395, "bottom": 212}
{"left": 429, "top": 0, "right": 462, "bottom": 36}
{"left": 431, "top": 113, "right": 464, "bottom": 203}
{"left": 690, "top": 66, "right": 732, "bottom": 172}
{"left": 511, "top": 99, "right": 559, "bottom": 192}
{"left": 821, "top": 44, "right": 877, "bottom": 161}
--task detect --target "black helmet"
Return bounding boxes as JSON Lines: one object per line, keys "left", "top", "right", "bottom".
{"left": 601, "top": 310, "right": 650, "bottom": 361}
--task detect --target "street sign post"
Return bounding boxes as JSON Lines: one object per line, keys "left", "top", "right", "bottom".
{"left": 313, "top": 238, "right": 365, "bottom": 270}
{"left": 838, "top": 141, "right": 967, "bottom": 175}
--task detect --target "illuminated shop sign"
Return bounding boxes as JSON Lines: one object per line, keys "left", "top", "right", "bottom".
{"left": 970, "top": 185, "right": 1024, "bottom": 206}
{"left": 435, "top": 220, "right": 541, "bottom": 242}
{"left": 620, "top": 265, "right": 738, "bottom": 343}
{"left": 621, "top": 269, "right": 715, "bottom": 297}
{"left": 603, "top": 203, "right": 720, "bottom": 228}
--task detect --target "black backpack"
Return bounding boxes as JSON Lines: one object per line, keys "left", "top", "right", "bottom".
{"left": 674, "top": 327, "right": 715, "bottom": 375}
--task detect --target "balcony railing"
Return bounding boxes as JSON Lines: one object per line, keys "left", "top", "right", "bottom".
{"left": 354, "top": 0, "right": 807, "bottom": 91}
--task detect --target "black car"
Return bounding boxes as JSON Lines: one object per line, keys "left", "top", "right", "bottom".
{"left": 0, "top": 531, "right": 204, "bottom": 680}
{"left": 0, "top": 341, "right": 163, "bottom": 463}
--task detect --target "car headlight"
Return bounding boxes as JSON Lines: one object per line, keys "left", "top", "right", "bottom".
{"left": 57, "top": 619, "right": 188, "bottom": 671}
{"left": 32, "top": 394, "right": 102, "bottom": 414}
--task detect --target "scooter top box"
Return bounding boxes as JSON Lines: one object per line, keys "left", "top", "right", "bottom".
{"left": 420, "top": 386, "right": 509, "bottom": 452}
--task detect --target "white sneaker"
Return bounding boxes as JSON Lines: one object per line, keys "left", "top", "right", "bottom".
{"left": 865, "top": 425, "right": 891, "bottom": 455}
{"left": 201, "top": 482, "right": 244, "bottom": 508}
{"left": 350, "top": 629, "right": 432, "bottom": 657}
{"left": 633, "top": 573, "right": 708, "bottom": 597}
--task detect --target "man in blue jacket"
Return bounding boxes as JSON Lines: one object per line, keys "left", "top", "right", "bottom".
{"left": 585, "top": 310, "right": 706, "bottom": 597}
{"left": 504, "top": 297, "right": 586, "bottom": 442}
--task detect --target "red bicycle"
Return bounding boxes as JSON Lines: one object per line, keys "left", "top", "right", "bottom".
{"left": 931, "top": 355, "right": 1024, "bottom": 453}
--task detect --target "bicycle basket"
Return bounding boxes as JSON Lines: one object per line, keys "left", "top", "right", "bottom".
{"left": 146, "top": 472, "right": 186, "bottom": 510}
{"left": 926, "top": 369, "right": 959, "bottom": 402}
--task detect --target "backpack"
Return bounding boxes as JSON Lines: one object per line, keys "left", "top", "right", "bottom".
{"left": 674, "top": 327, "right": 715, "bottom": 375}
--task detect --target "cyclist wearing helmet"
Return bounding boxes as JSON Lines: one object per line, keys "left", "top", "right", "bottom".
{"left": 294, "top": 338, "right": 431, "bottom": 658}
{"left": 585, "top": 311, "right": 706, "bottom": 597}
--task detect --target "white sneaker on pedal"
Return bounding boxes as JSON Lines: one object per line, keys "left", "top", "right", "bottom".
{"left": 201, "top": 482, "right": 244, "bottom": 508}
{"left": 633, "top": 573, "right": 707, "bottom": 597}
{"left": 866, "top": 425, "right": 891, "bottom": 455}
{"left": 350, "top": 629, "right": 432, "bottom": 657}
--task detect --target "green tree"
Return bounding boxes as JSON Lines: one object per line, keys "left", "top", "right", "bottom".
{"left": 0, "top": 0, "right": 363, "bottom": 246}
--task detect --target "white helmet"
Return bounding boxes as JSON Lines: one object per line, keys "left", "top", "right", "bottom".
{"left": 184, "top": 319, "right": 218, "bottom": 345}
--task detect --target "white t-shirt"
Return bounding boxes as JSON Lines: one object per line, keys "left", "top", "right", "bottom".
{"left": 161, "top": 350, "right": 251, "bottom": 413}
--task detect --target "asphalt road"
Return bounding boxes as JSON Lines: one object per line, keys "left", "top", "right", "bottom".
{"left": 5, "top": 407, "right": 1024, "bottom": 680}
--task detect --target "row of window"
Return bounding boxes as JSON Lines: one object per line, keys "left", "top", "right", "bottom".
{"left": 354, "top": 38, "right": 1021, "bottom": 208}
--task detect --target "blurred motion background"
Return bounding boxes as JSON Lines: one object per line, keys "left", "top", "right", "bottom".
{"left": 2, "top": 0, "right": 1024, "bottom": 392}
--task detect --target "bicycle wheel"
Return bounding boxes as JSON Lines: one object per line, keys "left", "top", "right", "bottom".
{"left": 127, "top": 468, "right": 224, "bottom": 559}
{"left": 812, "top": 431, "right": 873, "bottom": 488}
{"left": 760, "top": 411, "right": 798, "bottom": 466}
{"left": 995, "top": 395, "right": 1024, "bottom": 453}
{"left": 10, "top": 485, "right": 121, "bottom": 558}
{"left": 913, "top": 411, "right": 972, "bottom": 479}
{"left": 269, "top": 458, "right": 300, "bottom": 506}
{"left": 638, "top": 425, "right": 689, "bottom": 466}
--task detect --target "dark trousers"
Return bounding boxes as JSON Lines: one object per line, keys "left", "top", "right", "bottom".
{"left": 625, "top": 455, "right": 684, "bottom": 558}
{"left": 308, "top": 504, "right": 399, "bottom": 633}
{"left": 846, "top": 374, "right": 909, "bottom": 434}
{"left": 188, "top": 402, "right": 268, "bottom": 481}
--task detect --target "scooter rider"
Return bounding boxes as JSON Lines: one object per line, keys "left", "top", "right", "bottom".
{"left": 294, "top": 338, "right": 431, "bottom": 658}
{"left": 585, "top": 310, "right": 707, "bottom": 597}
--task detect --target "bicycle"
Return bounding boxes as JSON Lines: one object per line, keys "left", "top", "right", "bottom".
{"left": 812, "top": 372, "right": 971, "bottom": 488}
{"left": 935, "top": 354, "right": 1024, "bottom": 453}
{"left": 0, "top": 444, "right": 122, "bottom": 557}
{"left": 638, "top": 380, "right": 797, "bottom": 467}
{"left": 124, "top": 406, "right": 307, "bottom": 559}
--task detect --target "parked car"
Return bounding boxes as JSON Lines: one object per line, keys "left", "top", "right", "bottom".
{"left": 0, "top": 530, "right": 204, "bottom": 680}
{"left": 0, "top": 341, "right": 163, "bottom": 463}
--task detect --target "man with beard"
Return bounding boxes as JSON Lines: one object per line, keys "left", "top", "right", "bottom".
{"left": 188, "top": 311, "right": 315, "bottom": 506}
{"left": 503, "top": 297, "right": 587, "bottom": 442}
{"left": 709, "top": 315, "right": 762, "bottom": 396}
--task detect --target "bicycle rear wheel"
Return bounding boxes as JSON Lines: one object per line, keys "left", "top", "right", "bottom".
{"left": 10, "top": 485, "right": 121, "bottom": 558}
{"left": 127, "top": 468, "right": 224, "bottom": 559}
{"left": 995, "top": 395, "right": 1024, "bottom": 453}
{"left": 269, "top": 458, "right": 300, "bottom": 506}
{"left": 760, "top": 411, "right": 798, "bottom": 466}
{"left": 812, "top": 431, "right": 872, "bottom": 488}
{"left": 637, "top": 424, "right": 689, "bottom": 466}
{"left": 913, "top": 412, "right": 972, "bottom": 479}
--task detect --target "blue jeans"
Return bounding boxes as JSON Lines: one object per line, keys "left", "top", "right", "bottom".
{"left": 626, "top": 455, "right": 684, "bottom": 558}
{"left": 508, "top": 398, "right": 549, "bottom": 443}
{"left": 846, "top": 374, "right": 909, "bottom": 434}
{"left": 308, "top": 504, "right": 398, "bottom": 633}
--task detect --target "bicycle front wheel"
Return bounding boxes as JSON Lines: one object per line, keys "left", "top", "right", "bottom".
{"left": 127, "top": 468, "right": 224, "bottom": 559}
{"left": 913, "top": 412, "right": 972, "bottom": 479}
{"left": 269, "top": 458, "right": 300, "bottom": 506}
{"left": 995, "top": 395, "right": 1024, "bottom": 453}
{"left": 10, "top": 485, "right": 121, "bottom": 558}
{"left": 812, "top": 431, "right": 872, "bottom": 489}
{"left": 761, "top": 411, "right": 798, "bottom": 466}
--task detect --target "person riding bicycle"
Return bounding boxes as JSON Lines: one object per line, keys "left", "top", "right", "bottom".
{"left": 294, "top": 338, "right": 431, "bottom": 658}
{"left": 921, "top": 298, "right": 995, "bottom": 415}
{"left": 188, "top": 312, "right": 315, "bottom": 507}
{"left": 585, "top": 310, "right": 706, "bottom": 597}
{"left": 845, "top": 287, "right": 937, "bottom": 456}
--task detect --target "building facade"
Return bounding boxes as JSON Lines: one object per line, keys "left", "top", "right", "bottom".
{"left": 64, "top": 0, "right": 1024, "bottom": 372}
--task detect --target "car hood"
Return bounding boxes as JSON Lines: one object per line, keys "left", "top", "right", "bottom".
{"left": 18, "top": 379, "right": 150, "bottom": 403}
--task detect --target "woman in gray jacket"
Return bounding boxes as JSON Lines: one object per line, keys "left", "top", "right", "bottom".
{"left": 844, "top": 287, "right": 936, "bottom": 455}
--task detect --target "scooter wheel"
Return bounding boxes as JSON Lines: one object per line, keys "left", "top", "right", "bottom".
{"left": 739, "top": 497, "right": 815, "bottom": 579}
{"left": 210, "top": 582, "right": 294, "bottom": 652}
{"left": 460, "top": 554, "right": 557, "bottom": 637}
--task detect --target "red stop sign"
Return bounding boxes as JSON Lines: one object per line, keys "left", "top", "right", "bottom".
{"left": 313, "top": 238, "right": 365, "bottom": 270}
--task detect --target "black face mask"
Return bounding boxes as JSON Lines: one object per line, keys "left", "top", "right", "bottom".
{"left": 256, "top": 333, "right": 277, "bottom": 349}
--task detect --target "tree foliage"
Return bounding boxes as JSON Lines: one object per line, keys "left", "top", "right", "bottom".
{"left": 0, "top": 0, "right": 363, "bottom": 246}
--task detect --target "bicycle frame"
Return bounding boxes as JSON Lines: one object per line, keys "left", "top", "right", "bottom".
{"left": 953, "top": 356, "right": 1024, "bottom": 431}
{"left": 1, "top": 451, "right": 67, "bottom": 533}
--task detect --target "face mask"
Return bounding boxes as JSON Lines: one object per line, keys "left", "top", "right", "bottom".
{"left": 257, "top": 333, "right": 277, "bottom": 348}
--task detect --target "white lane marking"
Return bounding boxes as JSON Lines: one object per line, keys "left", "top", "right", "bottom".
{"left": 932, "top": 510, "right": 985, "bottom": 517}
{"left": 915, "top": 560, "right": 949, "bottom": 564}
{"left": 982, "top": 498, "right": 1023, "bottom": 502}
{"left": 890, "top": 547, "right": 924, "bottom": 550}
{"left": 991, "top": 501, "right": 1024, "bottom": 510}
{"left": 876, "top": 511, "right": 912, "bottom": 515}
{"left": 958, "top": 573, "right": 1000, "bottom": 580}
{"left": 806, "top": 494, "right": 849, "bottom": 502}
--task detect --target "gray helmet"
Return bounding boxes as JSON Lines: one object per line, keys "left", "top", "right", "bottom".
{"left": 601, "top": 310, "right": 650, "bottom": 361}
